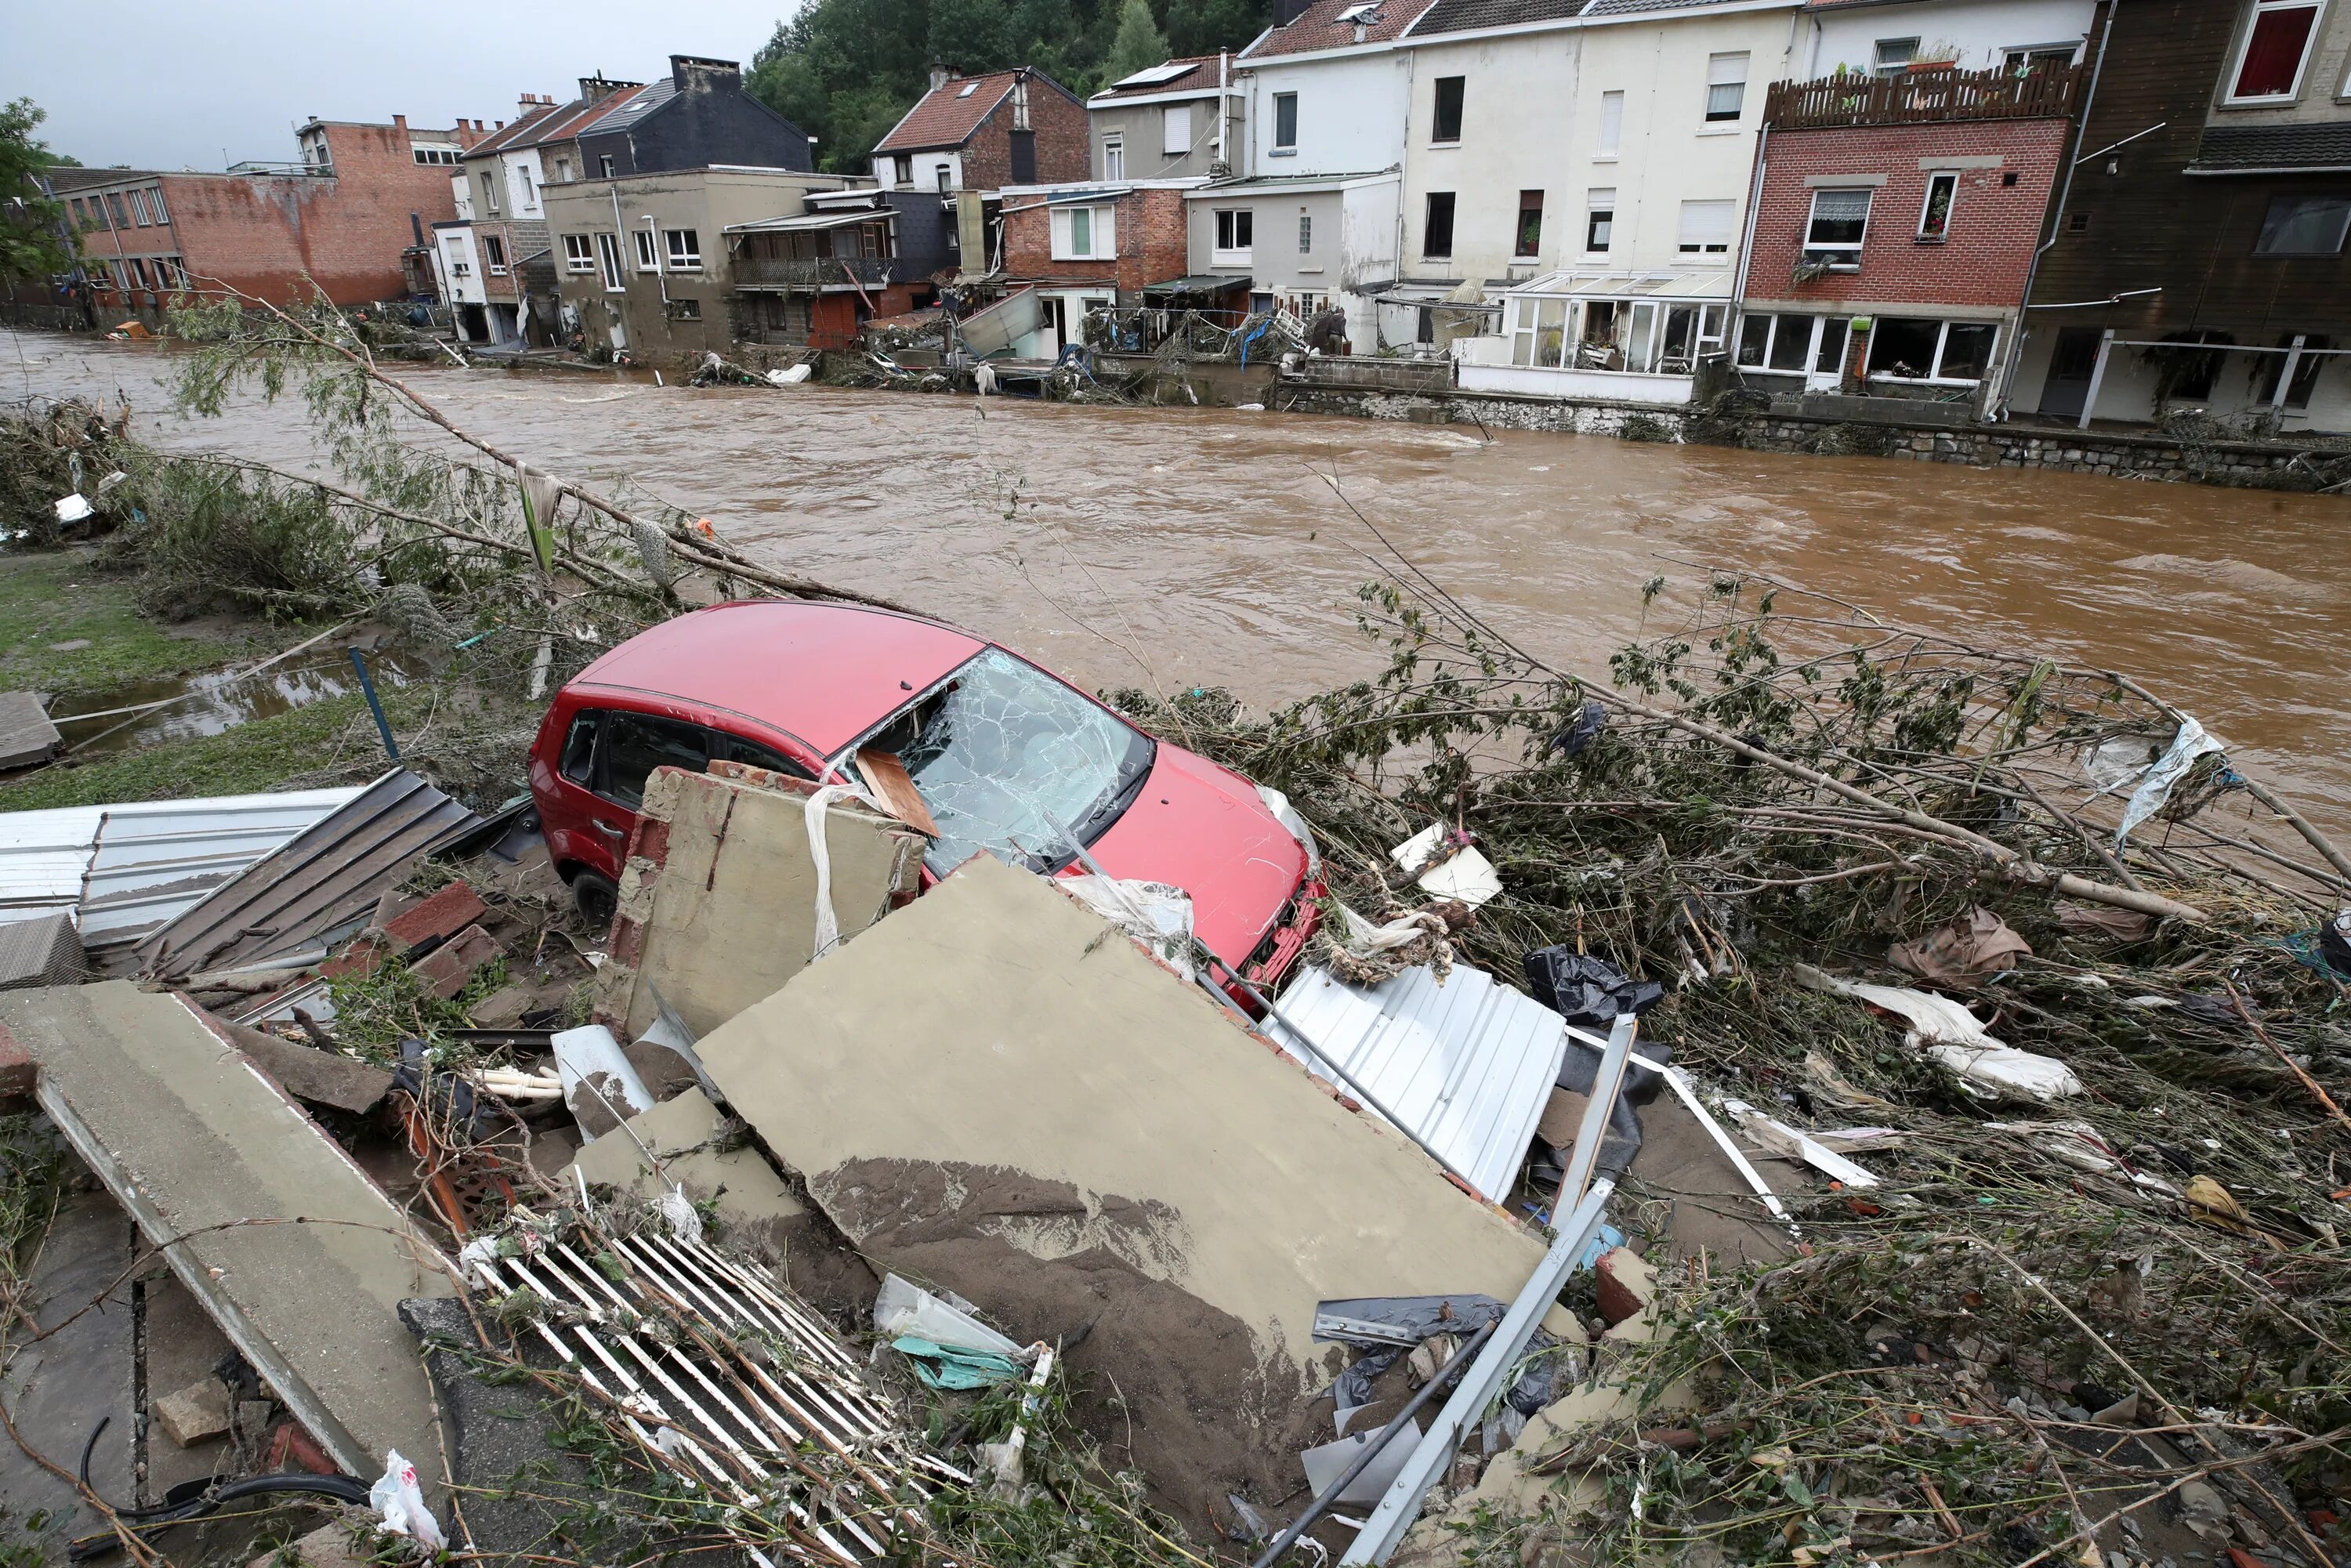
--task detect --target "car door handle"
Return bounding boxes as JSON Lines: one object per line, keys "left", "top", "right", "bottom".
{"left": 592, "top": 821, "right": 625, "bottom": 838}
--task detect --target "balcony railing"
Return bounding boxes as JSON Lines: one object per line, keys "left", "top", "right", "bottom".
{"left": 732, "top": 255, "right": 899, "bottom": 289}
{"left": 1763, "top": 63, "right": 2085, "bottom": 129}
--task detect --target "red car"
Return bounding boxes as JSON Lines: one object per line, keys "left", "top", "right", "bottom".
{"left": 526, "top": 601, "right": 1323, "bottom": 991}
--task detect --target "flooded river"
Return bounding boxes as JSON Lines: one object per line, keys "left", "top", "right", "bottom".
{"left": 10, "top": 329, "right": 2349, "bottom": 825}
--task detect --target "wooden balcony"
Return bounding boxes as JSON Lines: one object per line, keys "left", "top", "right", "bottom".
{"left": 1762, "top": 63, "right": 2085, "bottom": 130}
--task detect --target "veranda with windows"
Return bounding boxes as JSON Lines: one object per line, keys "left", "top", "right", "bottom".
{"left": 1462, "top": 270, "right": 1732, "bottom": 404}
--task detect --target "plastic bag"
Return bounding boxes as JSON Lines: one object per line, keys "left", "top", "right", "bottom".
{"left": 873, "top": 1273, "right": 1022, "bottom": 1357}
{"left": 369, "top": 1449, "right": 447, "bottom": 1551}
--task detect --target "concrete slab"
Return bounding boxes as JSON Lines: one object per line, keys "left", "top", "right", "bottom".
{"left": 0, "top": 983, "right": 458, "bottom": 1492}
{"left": 597, "top": 765, "right": 924, "bottom": 1039}
{"left": 559, "top": 1088, "right": 806, "bottom": 1262}
{"left": 0, "top": 690, "right": 61, "bottom": 770}
{"left": 0, "top": 1188, "right": 134, "bottom": 1552}
{"left": 693, "top": 853, "right": 1547, "bottom": 1527}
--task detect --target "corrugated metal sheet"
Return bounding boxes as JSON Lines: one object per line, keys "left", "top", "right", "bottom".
{"left": 138, "top": 770, "right": 481, "bottom": 979}
{"left": 0, "top": 788, "right": 364, "bottom": 947}
{"left": 1262, "top": 964, "right": 1567, "bottom": 1204}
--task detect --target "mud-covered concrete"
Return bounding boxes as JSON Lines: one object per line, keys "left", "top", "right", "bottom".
{"left": 694, "top": 853, "right": 1549, "bottom": 1527}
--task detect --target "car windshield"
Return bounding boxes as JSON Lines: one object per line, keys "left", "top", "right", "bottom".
{"left": 868, "top": 648, "right": 1155, "bottom": 876}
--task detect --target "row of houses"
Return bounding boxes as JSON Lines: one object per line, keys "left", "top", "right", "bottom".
{"left": 37, "top": 0, "right": 2351, "bottom": 434}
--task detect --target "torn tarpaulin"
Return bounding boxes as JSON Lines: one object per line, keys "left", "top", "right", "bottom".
{"left": 1315, "top": 1295, "right": 1569, "bottom": 1415}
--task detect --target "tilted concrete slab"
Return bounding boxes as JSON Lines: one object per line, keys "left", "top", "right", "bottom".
{"left": 0, "top": 982, "right": 456, "bottom": 1488}
{"left": 694, "top": 853, "right": 1545, "bottom": 1520}
{"left": 597, "top": 763, "right": 926, "bottom": 1040}
{"left": 0, "top": 690, "right": 61, "bottom": 770}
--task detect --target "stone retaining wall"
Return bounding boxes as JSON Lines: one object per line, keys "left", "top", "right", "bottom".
{"left": 1274, "top": 379, "right": 2351, "bottom": 491}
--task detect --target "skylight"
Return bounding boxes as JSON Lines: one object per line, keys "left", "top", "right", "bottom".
{"left": 1335, "top": 2, "right": 1380, "bottom": 20}
{"left": 1111, "top": 62, "right": 1194, "bottom": 88}
{"left": 958, "top": 82, "right": 979, "bottom": 97}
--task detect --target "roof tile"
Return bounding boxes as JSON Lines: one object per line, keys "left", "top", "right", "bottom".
{"left": 1243, "top": 0, "right": 1440, "bottom": 59}
{"left": 873, "top": 72, "right": 1021, "bottom": 154}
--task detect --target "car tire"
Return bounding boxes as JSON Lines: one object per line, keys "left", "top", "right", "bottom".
{"left": 572, "top": 870, "right": 619, "bottom": 932}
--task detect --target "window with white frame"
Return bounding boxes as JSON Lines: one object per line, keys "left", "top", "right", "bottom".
{"left": 555, "top": 157, "right": 574, "bottom": 183}
{"left": 1273, "top": 92, "right": 1298, "bottom": 150}
{"left": 2003, "top": 45, "right": 2078, "bottom": 74}
{"left": 1737, "top": 313, "right": 1849, "bottom": 375}
{"left": 1806, "top": 186, "right": 1873, "bottom": 261}
{"left": 129, "top": 190, "right": 151, "bottom": 226}
{"left": 562, "top": 234, "right": 597, "bottom": 273}
{"left": 1510, "top": 297, "right": 1572, "bottom": 368}
{"left": 518, "top": 166, "right": 538, "bottom": 209}
{"left": 2228, "top": 0, "right": 2322, "bottom": 101}
{"left": 1102, "top": 134, "right": 1125, "bottom": 179}
{"left": 1867, "top": 317, "right": 1998, "bottom": 381}
{"left": 1585, "top": 188, "right": 1616, "bottom": 252}
{"left": 1052, "top": 203, "right": 1118, "bottom": 260}
{"left": 480, "top": 172, "right": 500, "bottom": 215}
{"left": 596, "top": 231, "right": 625, "bottom": 291}
{"left": 600, "top": 154, "right": 616, "bottom": 179}
{"left": 1873, "top": 38, "right": 1919, "bottom": 76}
{"left": 1163, "top": 103, "right": 1193, "bottom": 156}
{"left": 149, "top": 186, "right": 170, "bottom": 224}
{"left": 1678, "top": 198, "right": 1734, "bottom": 253}
{"left": 1299, "top": 210, "right": 1313, "bottom": 253}
{"left": 1596, "top": 91, "right": 1624, "bottom": 156}
{"left": 1212, "top": 206, "right": 1252, "bottom": 263}
{"left": 412, "top": 146, "right": 462, "bottom": 165}
{"left": 1918, "top": 172, "right": 1958, "bottom": 240}
{"left": 2255, "top": 194, "right": 2351, "bottom": 255}
{"left": 664, "top": 229, "right": 701, "bottom": 270}
{"left": 1705, "top": 54, "right": 1748, "bottom": 122}
{"left": 634, "top": 230, "right": 659, "bottom": 270}
{"left": 483, "top": 234, "right": 507, "bottom": 274}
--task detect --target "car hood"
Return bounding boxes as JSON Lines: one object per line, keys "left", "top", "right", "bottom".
{"left": 1078, "top": 744, "right": 1308, "bottom": 969}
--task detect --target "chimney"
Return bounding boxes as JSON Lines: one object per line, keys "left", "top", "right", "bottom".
{"left": 410, "top": 212, "right": 426, "bottom": 247}
{"left": 393, "top": 113, "right": 408, "bottom": 130}
{"left": 1273, "top": 0, "right": 1313, "bottom": 24}
{"left": 930, "top": 62, "right": 951, "bottom": 92}
{"left": 671, "top": 56, "right": 741, "bottom": 95}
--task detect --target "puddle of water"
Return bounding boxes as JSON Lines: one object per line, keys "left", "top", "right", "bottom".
{"left": 52, "top": 650, "right": 433, "bottom": 756}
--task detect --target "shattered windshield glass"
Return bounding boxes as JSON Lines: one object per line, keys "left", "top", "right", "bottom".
{"left": 877, "top": 649, "right": 1155, "bottom": 876}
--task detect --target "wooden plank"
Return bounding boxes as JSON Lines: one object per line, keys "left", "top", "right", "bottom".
{"left": 853, "top": 748, "right": 940, "bottom": 838}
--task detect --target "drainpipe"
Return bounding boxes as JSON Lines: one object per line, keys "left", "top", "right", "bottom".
{"left": 1218, "top": 51, "right": 1230, "bottom": 167}
{"left": 1990, "top": 0, "right": 2116, "bottom": 420}
{"left": 606, "top": 183, "right": 632, "bottom": 343}
{"left": 1731, "top": 124, "right": 1768, "bottom": 335}
{"left": 643, "top": 215, "right": 671, "bottom": 307}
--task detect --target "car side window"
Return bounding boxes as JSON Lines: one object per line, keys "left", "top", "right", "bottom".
{"left": 708, "top": 730, "right": 813, "bottom": 779}
{"left": 600, "top": 712, "right": 709, "bottom": 809}
{"left": 559, "top": 710, "right": 602, "bottom": 786}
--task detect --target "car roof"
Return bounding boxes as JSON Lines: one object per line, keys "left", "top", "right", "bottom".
{"left": 567, "top": 600, "right": 988, "bottom": 757}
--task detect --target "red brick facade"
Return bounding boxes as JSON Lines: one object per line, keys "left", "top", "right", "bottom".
{"left": 957, "top": 78, "right": 1091, "bottom": 190}
{"left": 63, "top": 117, "right": 484, "bottom": 313}
{"left": 1742, "top": 117, "right": 2070, "bottom": 313}
{"left": 999, "top": 184, "right": 1192, "bottom": 295}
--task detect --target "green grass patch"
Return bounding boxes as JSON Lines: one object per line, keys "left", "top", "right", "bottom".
{"left": 0, "top": 685, "right": 433, "bottom": 811}
{"left": 0, "top": 548, "right": 269, "bottom": 699}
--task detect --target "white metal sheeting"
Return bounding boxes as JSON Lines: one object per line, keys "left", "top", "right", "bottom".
{"left": 1262, "top": 963, "right": 1568, "bottom": 1204}
{"left": 0, "top": 788, "right": 363, "bottom": 947}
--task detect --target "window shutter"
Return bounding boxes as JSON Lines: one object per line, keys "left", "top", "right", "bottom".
{"left": 1095, "top": 205, "right": 1116, "bottom": 256}
{"left": 1678, "top": 199, "right": 1735, "bottom": 248}
{"left": 1163, "top": 103, "right": 1192, "bottom": 155}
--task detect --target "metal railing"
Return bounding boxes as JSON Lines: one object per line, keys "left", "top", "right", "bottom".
{"left": 732, "top": 255, "right": 898, "bottom": 289}
{"left": 1763, "top": 63, "right": 2084, "bottom": 129}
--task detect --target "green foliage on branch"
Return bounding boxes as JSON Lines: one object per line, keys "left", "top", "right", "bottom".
{"left": 745, "top": 0, "right": 1269, "bottom": 173}
{"left": 1, "top": 99, "right": 74, "bottom": 283}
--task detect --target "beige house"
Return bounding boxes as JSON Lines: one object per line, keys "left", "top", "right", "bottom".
{"left": 545, "top": 165, "right": 853, "bottom": 360}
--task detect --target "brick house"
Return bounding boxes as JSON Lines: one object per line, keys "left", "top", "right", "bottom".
{"left": 1736, "top": 63, "right": 2085, "bottom": 411}
{"left": 440, "top": 82, "right": 643, "bottom": 348}
{"left": 871, "top": 67, "right": 1089, "bottom": 194}
{"left": 996, "top": 179, "right": 1204, "bottom": 355}
{"left": 51, "top": 115, "right": 486, "bottom": 321}
{"left": 2012, "top": 0, "right": 2351, "bottom": 433}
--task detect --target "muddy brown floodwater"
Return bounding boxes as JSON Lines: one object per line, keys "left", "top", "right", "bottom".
{"left": 11, "top": 329, "right": 2350, "bottom": 830}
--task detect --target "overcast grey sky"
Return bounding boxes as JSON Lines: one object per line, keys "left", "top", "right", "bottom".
{"left": 2, "top": 0, "right": 799, "bottom": 170}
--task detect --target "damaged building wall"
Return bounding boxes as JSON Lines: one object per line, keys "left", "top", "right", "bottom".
{"left": 692, "top": 853, "right": 1545, "bottom": 1522}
